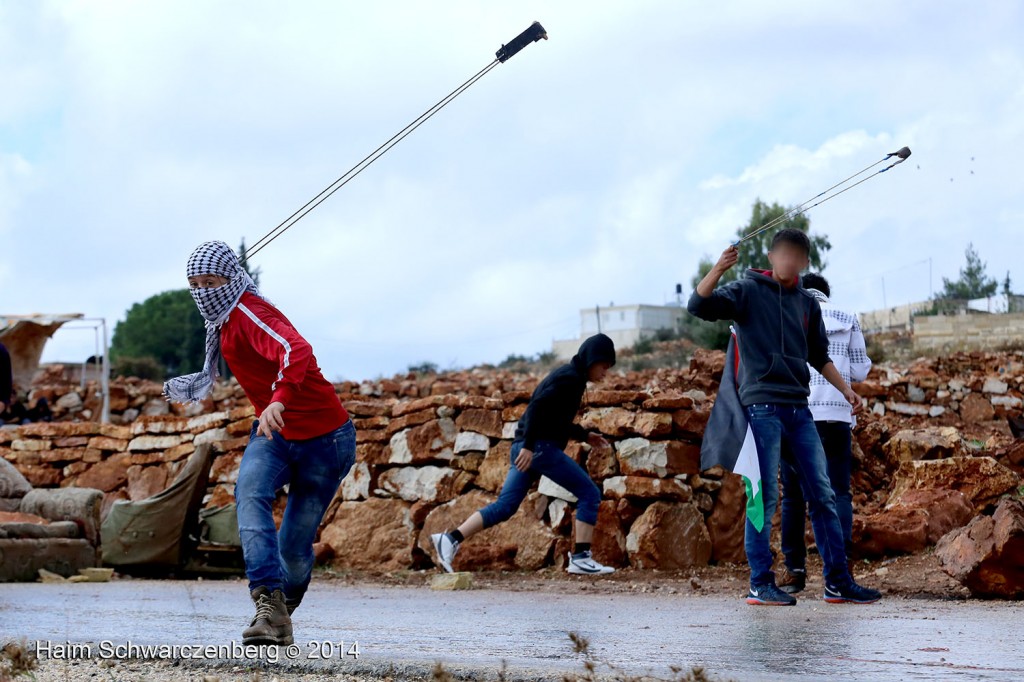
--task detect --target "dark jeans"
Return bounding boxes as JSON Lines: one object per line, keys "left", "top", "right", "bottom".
{"left": 478, "top": 440, "right": 601, "bottom": 527}
{"left": 235, "top": 419, "right": 355, "bottom": 600}
{"left": 780, "top": 421, "right": 853, "bottom": 571}
{"left": 744, "top": 404, "right": 852, "bottom": 589}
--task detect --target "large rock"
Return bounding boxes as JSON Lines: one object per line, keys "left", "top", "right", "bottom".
{"left": 209, "top": 452, "right": 242, "bottom": 484}
{"left": 672, "top": 408, "right": 710, "bottom": 441}
{"left": 631, "top": 412, "right": 673, "bottom": 438}
{"left": 388, "top": 419, "right": 456, "bottom": 464}
{"left": 581, "top": 407, "right": 636, "bottom": 437}
{"left": 377, "top": 466, "right": 471, "bottom": 503}
{"left": 320, "top": 498, "right": 417, "bottom": 572}
{"left": 603, "top": 476, "right": 692, "bottom": 501}
{"left": 935, "top": 497, "right": 1024, "bottom": 598}
{"left": 455, "top": 409, "right": 503, "bottom": 439}
{"left": 615, "top": 438, "right": 700, "bottom": 477}
{"left": 75, "top": 453, "right": 131, "bottom": 492}
{"left": 626, "top": 502, "right": 711, "bottom": 569}
{"left": 127, "top": 435, "right": 184, "bottom": 452}
{"left": 476, "top": 441, "right": 511, "bottom": 493}
{"left": 883, "top": 426, "right": 965, "bottom": 465}
{"left": 854, "top": 507, "right": 928, "bottom": 557}
{"left": 705, "top": 473, "right": 747, "bottom": 564}
{"left": 689, "top": 349, "right": 725, "bottom": 380}
{"left": 341, "top": 461, "right": 371, "bottom": 501}
{"left": 888, "top": 456, "right": 1020, "bottom": 512}
{"left": 959, "top": 392, "right": 995, "bottom": 423}
{"left": 417, "top": 490, "right": 556, "bottom": 571}
{"left": 585, "top": 441, "right": 619, "bottom": 480}
{"left": 590, "top": 499, "right": 628, "bottom": 568}
{"left": 982, "top": 377, "right": 1009, "bottom": 395}
{"left": 453, "top": 431, "right": 490, "bottom": 454}
{"left": 584, "top": 390, "right": 649, "bottom": 407}
{"left": 899, "top": 489, "right": 977, "bottom": 543}
{"left": 853, "top": 488, "right": 976, "bottom": 557}
{"left": 537, "top": 476, "right": 577, "bottom": 503}
{"left": 125, "top": 465, "right": 168, "bottom": 501}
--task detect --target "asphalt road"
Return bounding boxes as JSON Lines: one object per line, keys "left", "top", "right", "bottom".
{"left": 2, "top": 579, "right": 1022, "bottom": 681}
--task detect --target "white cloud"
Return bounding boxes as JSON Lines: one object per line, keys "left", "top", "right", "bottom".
{"left": 1, "top": 0, "right": 1023, "bottom": 377}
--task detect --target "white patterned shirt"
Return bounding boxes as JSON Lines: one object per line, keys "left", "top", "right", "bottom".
{"left": 806, "top": 289, "right": 872, "bottom": 424}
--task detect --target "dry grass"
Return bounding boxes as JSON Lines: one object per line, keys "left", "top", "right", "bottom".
{"left": 560, "top": 631, "right": 730, "bottom": 682}
{"left": 0, "top": 640, "right": 37, "bottom": 682}
{"left": 428, "top": 632, "right": 729, "bottom": 682}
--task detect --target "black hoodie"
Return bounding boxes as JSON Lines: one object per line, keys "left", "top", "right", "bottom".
{"left": 513, "top": 333, "right": 616, "bottom": 451}
{"left": 687, "top": 268, "right": 831, "bottom": 407}
{"left": 0, "top": 342, "right": 11, "bottom": 406}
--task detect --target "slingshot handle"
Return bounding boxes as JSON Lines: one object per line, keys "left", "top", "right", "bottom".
{"left": 495, "top": 21, "right": 548, "bottom": 63}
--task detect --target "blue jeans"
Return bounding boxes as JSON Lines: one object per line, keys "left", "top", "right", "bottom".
{"left": 235, "top": 419, "right": 356, "bottom": 599}
{"left": 744, "top": 404, "right": 851, "bottom": 589}
{"left": 780, "top": 421, "right": 853, "bottom": 571}
{"left": 479, "top": 440, "right": 601, "bottom": 527}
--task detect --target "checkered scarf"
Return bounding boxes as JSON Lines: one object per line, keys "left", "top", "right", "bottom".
{"left": 163, "top": 241, "right": 263, "bottom": 404}
{"left": 806, "top": 288, "right": 829, "bottom": 304}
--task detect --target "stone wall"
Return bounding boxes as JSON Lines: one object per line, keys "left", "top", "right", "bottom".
{"left": 4, "top": 349, "right": 1024, "bottom": 577}
{"left": 2, "top": 350, "right": 749, "bottom": 573}
{"left": 914, "top": 312, "right": 1024, "bottom": 352}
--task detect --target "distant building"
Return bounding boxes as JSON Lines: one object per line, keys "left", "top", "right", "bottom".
{"left": 965, "top": 293, "right": 1024, "bottom": 314}
{"left": 552, "top": 303, "right": 686, "bottom": 360}
{"left": 859, "top": 302, "right": 931, "bottom": 333}
{"left": 860, "top": 294, "right": 1024, "bottom": 333}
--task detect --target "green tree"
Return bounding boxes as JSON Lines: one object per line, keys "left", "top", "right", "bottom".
{"left": 110, "top": 290, "right": 206, "bottom": 377}
{"left": 689, "top": 200, "right": 830, "bottom": 290}
{"left": 407, "top": 361, "right": 438, "bottom": 375}
{"left": 684, "top": 199, "right": 831, "bottom": 349}
{"left": 939, "top": 243, "right": 997, "bottom": 301}
{"left": 238, "top": 238, "right": 262, "bottom": 287}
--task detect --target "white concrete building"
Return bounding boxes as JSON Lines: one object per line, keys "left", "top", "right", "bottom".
{"left": 552, "top": 303, "right": 686, "bottom": 360}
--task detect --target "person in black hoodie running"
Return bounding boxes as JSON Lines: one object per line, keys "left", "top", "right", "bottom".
{"left": 688, "top": 229, "right": 881, "bottom": 606}
{"left": 431, "top": 334, "right": 617, "bottom": 575}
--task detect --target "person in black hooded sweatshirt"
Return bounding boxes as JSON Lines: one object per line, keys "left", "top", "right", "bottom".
{"left": 431, "top": 333, "right": 617, "bottom": 575}
{"left": 0, "top": 342, "right": 12, "bottom": 419}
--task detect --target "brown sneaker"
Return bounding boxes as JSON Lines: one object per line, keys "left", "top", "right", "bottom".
{"left": 242, "top": 587, "right": 294, "bottom": 645}
{"left": 778, "top": 567, "right": 806, "bottom": 594}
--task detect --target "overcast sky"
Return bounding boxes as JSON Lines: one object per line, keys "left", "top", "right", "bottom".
{"left": 2, "top": 1, "right": 1022, "bottom": 380}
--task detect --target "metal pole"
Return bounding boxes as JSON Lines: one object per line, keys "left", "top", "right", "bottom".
{"left": 100, "top": 318, "right": 110, "bottom": 424}
{"left": 882, "top": 277, "right": 889, "bottom": 329}
{"left": 595, "top": 305, "right": 601, "bottom": 334}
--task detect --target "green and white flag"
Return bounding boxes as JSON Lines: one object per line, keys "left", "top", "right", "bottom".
{"left": 732, "top": 424, "right": 764, "bottom": 532}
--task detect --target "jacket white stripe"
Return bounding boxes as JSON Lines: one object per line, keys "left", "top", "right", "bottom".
{"left": 237, "top": 303, "right": 291, "bottom": 391}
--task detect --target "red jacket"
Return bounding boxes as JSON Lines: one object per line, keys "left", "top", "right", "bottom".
{"left": 219, "top": 292, "right": 348, "bottom": 441}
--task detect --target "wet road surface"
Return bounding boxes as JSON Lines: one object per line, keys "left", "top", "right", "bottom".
{"left": 2, "top": 579, "right": 1022, "bottom": 680}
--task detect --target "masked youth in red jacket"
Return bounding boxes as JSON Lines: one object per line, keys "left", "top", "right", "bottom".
{"left": 164, "top": 240, "right": 354, "bottom": 646}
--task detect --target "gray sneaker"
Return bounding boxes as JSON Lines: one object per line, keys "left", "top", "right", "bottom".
{"left": 430, "top": 532, "right": 461, "bottom": 573}
{"left": 567, "top": 550, "right": 615, "bottom": 575}
{"left": 242, "top": 587, "right": 294, "bottom": 645}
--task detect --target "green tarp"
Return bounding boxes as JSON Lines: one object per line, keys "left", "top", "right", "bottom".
{"left": 101, "top": 444, "right": 214, "bottom": 568}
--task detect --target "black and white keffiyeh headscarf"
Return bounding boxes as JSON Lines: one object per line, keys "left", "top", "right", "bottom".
{"left": 806, "top": 288, "right": 829, "bottom": 304}
{"left": 163, "top": 241, "right": 264, "bottom": 403}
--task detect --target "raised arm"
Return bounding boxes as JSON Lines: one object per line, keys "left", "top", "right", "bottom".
{"left": 687, "top": 246, "right": 744, "bottom": 321}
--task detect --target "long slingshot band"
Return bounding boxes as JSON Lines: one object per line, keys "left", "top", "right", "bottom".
{"left": 244, "top": 22, "right": 548, "bottom": 260}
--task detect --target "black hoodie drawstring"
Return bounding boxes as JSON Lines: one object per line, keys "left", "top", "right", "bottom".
{"left": 779, "top": 284, "right": 785, "bottom": 355}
